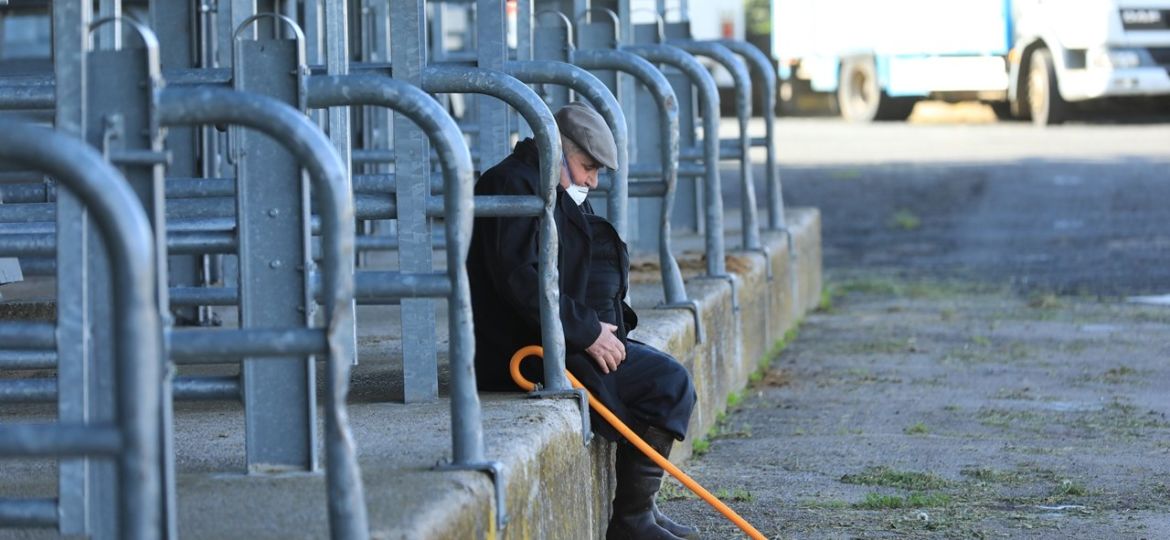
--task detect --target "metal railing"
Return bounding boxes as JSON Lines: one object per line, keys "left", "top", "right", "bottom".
{"left": 0, "top": 122, "right": 163, "bottom": 540}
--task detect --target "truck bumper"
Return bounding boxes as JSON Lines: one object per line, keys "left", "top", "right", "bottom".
{"left": 1060, "top": 67, "right": 1170, "bottom": 101}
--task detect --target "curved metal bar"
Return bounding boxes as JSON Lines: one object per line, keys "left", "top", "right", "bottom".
{"left": 534, "top": 10, "right": 575, "bottom": 46}
{"left": 0, "top": 123, "right": 162, "bottom": 540}
{"left": 671, "top": 40, "right": 762, "bottom": 251}
{"left": 622, "top": 43, "right": 728, "bottom": 277}
{"left": 88, "top": 16, "right": 159, "bottom": 58}
{"left": 721, "top": 39, "right": 786, "bottom": 230}
{"left": 233, "top": 12, "right": 307, "bottom": 48}
{"left": 573, "top": 7, "right": 622, "bottom": 41}
{"left": 421, "top": 65, "right": 571, "bottom": 393}
{"left": 629, "top": 9, "right": 666, "bottom": 43}
{"left": 503, "top": 60, "right": 628, "bottom": 238}
{"left": 156, "top": 87, "right": 368, "bottom": 540}
{"left": 570, "top": 49, "right": 690, "bottom": 305}
{"left": 305, "top": 74, "right": 483, "bottom": 468}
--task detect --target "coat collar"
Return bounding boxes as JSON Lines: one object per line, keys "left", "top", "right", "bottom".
{"left": 513, "top": 138, "right": 591, "bottom": 237}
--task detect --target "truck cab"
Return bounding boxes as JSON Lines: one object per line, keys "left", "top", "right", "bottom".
{"left": 1010, "top": 0, "right": 1170, "bottom": 124}
{"left": 773, "top": 0, "right": 1170, "bottom": 124}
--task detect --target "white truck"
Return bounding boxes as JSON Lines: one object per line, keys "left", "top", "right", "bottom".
{"left": 771, "top": 0, "right": 1170, "bottom": 124}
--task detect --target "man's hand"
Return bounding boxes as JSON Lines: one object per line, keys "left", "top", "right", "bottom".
{"left": 586, "top": 323, "right": 626, "bottom": 374}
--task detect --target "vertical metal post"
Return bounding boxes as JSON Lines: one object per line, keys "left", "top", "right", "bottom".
{"left": 233, "top": 33, "right": 316, "bottom": 471}
{"left": 324, "top": 0, "right": 357, "bottom": 378}
{"left": 53, "top": 1, "right": 106, "bottom": 537}
{"left": 391, "top": 0, "right": 438, "bottom": 402}
{"left": 96, "top": 0, "right": 121, "bottom": 49}
{"left": 85, "top": 20, "right": 174, "bottom": 538}
{"left": 151, "top": 0, "right": 205, "bottom": 333}
{"left": 630, "top": 23, "right": 664, "bottom": 253}
{"left": 149, "top": 5, "right": 195, "bottom": 534}
{"left": 662, "top": 21, "right": 700, "bottom": 233}
{"left": 576, "top": 10, "right": 639, "bottom": 235}
{"left": 325, "top": 0, "right": 352, "bottom": 175}
{"left": 721, "top": 39, "right": 786, "bottom": 229}
{"left": 477, "top": 0, "right": 510, "bottom": 166}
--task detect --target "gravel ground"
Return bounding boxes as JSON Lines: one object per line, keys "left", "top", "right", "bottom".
{"left": 657, "top": 274, "right": 1170, "bottom": 539}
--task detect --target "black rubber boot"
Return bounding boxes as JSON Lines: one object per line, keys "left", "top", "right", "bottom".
{"left": 606, "top": 426, "right": 685, "bottom": 540}
{"left": 643, "top": 427, "right": 701, "bottom": 540}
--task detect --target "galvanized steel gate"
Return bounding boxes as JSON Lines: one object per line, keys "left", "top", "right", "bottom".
{"left": 0, "top": 0, "right": 787, "bottom": 537}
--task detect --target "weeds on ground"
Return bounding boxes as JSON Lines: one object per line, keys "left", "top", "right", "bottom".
{"left": 657, "top": 477, "right": 698, "bottom": 502}
{"left": 854, "top": 492, "right": 951, "bottom": 509}
{"left": 1051, "top": 479, "right": 1088, "bottom": 497}
{"left": 889, "top": 209, "right": 922, "bottom": 231}
{"left": 799, "top": 498, "right": 849, "bottom": 509}
{"left": 714, "top": 487, "right": 756, "bottom": 502}
{"left": 904, "top": 422, "right": 930, "bottom": 435}
{"left": 840, "top": 466, "right": 950, "bottom": 490}
{"left": 1027, "top": 292, "right": 1062, "bottom": 309}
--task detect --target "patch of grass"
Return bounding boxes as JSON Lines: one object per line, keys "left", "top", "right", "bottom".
{"left": 833, "top": 337, "right": 919, "bottom": 355}
{"left": 1102, "top": 365, "right": 1137, "bottom": 383}
{"left": 726, "top": 391, "right": 744, "bottom": 409}
{"left": 977, "top": 408, "right": 1043, "bottom": 429}
{"left": 800, "top": 498, "right": 849, "bottom": 509}
{"left": 1051, "top": 479, "right": 1088, "bottom": 497}
{"left": 854, "top": 492, "right": 951, "bottom": 510}
{"left": 840, "top": 466, "right": 950, "bottom": 490}
{"left": 658, "top": 477, "right": 698, "bottom": 502}
{"left": 940, "top": 307, "right": 957, "bottom": 321}
{"left": 904, "top": 422, "right": 930, "bottom": 435}
{"left": 993, "top": 387, "right": 1034, "bottom": 400}
{"left": 1061, "top": 339, "right": 1092, "bottom": 354}
{"left": 747, "top": 325, "right": 802, "bottom": 389}
{"left": 817, "top": 285, "right": 839, "bottom": 313}
{"left": 1027, "top": 292, "right": 1062, "bottom": 309}
{"left": 889, "top": 209, "right": 922, "bottom": 231}
{"left": 713, "top": 487, "right": 756, "bottom": 502}
{"left": 971, "top": 335, "right": 992, "bottom": 347}
{"left": 960, "top": 467, "right": 1026, "bottom": 485}
{"left": 691, "top": 437, "right": 711, "bottom": 456}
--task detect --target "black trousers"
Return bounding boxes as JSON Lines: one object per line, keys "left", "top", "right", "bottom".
{"left": 551, "top": 341, "right": 696, "bottom": 442}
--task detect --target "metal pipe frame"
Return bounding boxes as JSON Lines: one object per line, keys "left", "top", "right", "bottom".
{"left": 156, "top": 86, "right": 368, "bottom": 540}
{"left": 621, "top": 43, "right": 727, "bottom": 277}
{"left": 624, "top": 42, "right": 739, "bottom": 314}
{"left": 0, "top": 123, "right": 162, "bottom": 540}
{"left": 719, "top": 39, "right": 787, "bottom": 230}
{"left": 503, "top": 60, "right": 629, "bottom": 240}
{"left": 669, "top": 39, "right": 763, "bottom": 252}
{"left": 421, "top": 64, "right": 572, "bottom": 394}
{"left": 305, "top": 73, "right": 486, "bottom": 468}
{"left": 569, "top": 48, "right": 698, "bottom": 312}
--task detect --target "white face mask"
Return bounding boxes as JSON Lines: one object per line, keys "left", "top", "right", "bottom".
{"left": 562, "top": 154, "right": 589, "bottom": 206}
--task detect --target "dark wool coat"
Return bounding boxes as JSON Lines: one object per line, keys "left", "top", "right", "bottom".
{"left": 468, "top": 138, "right": 695, "bottom": 441}
{"left": 468, "top": 138, "right": 602, "bottom": 391}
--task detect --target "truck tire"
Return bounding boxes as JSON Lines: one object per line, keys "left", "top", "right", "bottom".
{"left": 1027, "top": 48, "right": 1068, "bottom": 126}
{"left": 837, "top": 56, "right": 917, "bottom": 122}
{"left": 988, "top": 101, "right": 1014, "bottom": 121}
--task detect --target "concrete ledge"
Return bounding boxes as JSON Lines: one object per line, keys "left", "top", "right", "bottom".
{"left": 0, "top": 209, "right": 821, "bottom": 539}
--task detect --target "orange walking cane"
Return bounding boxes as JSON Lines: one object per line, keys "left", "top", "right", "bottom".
{"left": 509, "top": 345, "right": 767, "bottom": 540}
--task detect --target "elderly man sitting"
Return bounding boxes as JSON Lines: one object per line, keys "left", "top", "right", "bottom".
{"left": 467, "top": 102, "right": 699, "bottom": 539}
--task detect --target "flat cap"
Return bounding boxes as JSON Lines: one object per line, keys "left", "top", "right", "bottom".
{"left": 555, "top": 102, "right": 618, "bottom": 170}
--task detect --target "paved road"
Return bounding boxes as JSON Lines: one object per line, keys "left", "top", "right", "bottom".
{"left": 655, "top": 112, "right": 1170, "bottom": 539}
{"left": 728, "top": 111, "right": 1170, "bottom": 295}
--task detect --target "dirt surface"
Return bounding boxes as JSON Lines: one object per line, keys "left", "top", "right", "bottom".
{"left": 656, "top": 273, "right": 1170, "bottom": 539}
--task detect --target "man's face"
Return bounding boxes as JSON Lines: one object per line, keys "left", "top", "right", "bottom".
{"left": 560, "top": 148, "right": 603, "bottom": 190}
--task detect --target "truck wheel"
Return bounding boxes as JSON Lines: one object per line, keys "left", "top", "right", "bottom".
{"left": 988, "top": 101, "right": 1014, "bottom": 121}
{"left": 838, "top": 57, "right": 917, "bottom": 122}
{"left": 1027, "top": 48, "right": 1068, "bottom": 126}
